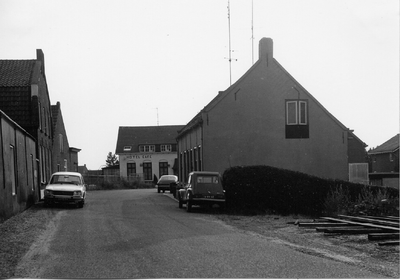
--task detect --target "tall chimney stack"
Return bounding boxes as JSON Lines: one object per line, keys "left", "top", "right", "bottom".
{"left": 36, "top": 49, "right": 45, "bottom": 76}
{"left": 259, "top": 38, "right": 273, "bottom": 64}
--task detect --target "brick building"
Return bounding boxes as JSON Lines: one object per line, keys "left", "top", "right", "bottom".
{"left": 177, "top": 38, "right": 367, "bottom": 182}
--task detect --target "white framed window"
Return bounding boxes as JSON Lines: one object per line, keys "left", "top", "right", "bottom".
{"left": 161, "top": 145, "right": 172, "bottom": 152}
{"left": 64, "top": 159, "right": 68, "bottom": 171}
{"left": 123, "top": 146, "right": 132, "bottom": 152}
{"left": 286, "top": 100, "right": 308, "bottom": 125}
{"left": 139, "top": 145, "right": 155, "bottom": 153}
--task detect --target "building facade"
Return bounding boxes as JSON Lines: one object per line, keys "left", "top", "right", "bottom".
{"left": 116, "top": 125, "right": 184, "bottom": 182}
{"left": 0, "top": 49, "right": 53, "bottom": 193}
{"left": 177, "top": 38, "right": 367, "bottom": 183}
{"left": 0, "top": 110, "right": 38, "bottom": 222}
{"left": 51, "top": 102, "right": 80, "bottom": 173}
{"left": 368, "top": 134, "right": 399, "bottom": 188}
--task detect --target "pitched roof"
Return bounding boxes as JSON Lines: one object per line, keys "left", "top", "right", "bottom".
{"left": 178, "top": 37, "right": 366, "bottom": 147}
{"left": 0, "top": 60, "right": 37, "bottom": 86}
{"left": 368, "top": 134, "right": 399, "bottom": 155}
{"left": 116, "top": 125, "right": 184, "bottom": 154}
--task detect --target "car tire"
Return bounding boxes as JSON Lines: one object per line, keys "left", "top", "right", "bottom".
{"left": 157, "top": 188, "right": 160, "bottom": 193}
{"left": 186, "top": 195, "right": 192, "bottom": 212}
{"left": 78, "top": 201, "right": 84, "bottom": 208}
{"left": 178, "top": 195, "right": 183, "bottom": 209}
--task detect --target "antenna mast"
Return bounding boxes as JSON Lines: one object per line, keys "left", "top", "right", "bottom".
{"left": 156, "top": 107, "right": 159, "bottom": 126}
{"left": 251, "top": 0, "right": 254, "bottom": 64}
{"left": 227, "top": 0, "right": 232, "bottom": 85}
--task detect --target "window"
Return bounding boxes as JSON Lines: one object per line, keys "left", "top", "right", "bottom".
{"left": 139, "top": 145, "right": 155, "bottom": 153}
{"left": 59, "top": 134, "right": 64, "bottom": 153}
{"left": 286, "top": 100, "right": 307, "bottom": 125}
{"left": 127, "top": 162, "right": 136, "bottom": 177}
{"left": 123, "top": 146, "right": 132, "bottom": 152}
{"left": 10, "top": 145, "right": 17, "bottom": 195}
{"left": 285, "top": 100, "right": 309, "bottom": 139}
{"left": 159, "top": 162, "right": 169, "bottom": 177}
{"left": 64, "top": 159, "right": 68, "bottom": 171}
{"left": 143, "top": 162, "right": 152, "bottom": 181}
{"left": 161, "top": 145, "right": 172, "bottom": 152}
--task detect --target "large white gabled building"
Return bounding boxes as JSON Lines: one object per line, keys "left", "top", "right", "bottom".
{"left": 115, "top": 125, "right": 184, "bottom": 182}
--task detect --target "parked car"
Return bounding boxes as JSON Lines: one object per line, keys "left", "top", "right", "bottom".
{"left": 156, "top": 175, "right": 178, "bottom": 193}
{"left": 44, "top": 172, "right": 87, "bottom": 208}
{"left": 177, "top": 171, "right": 225, "bottom": 212}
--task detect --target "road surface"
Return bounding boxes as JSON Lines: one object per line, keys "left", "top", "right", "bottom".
{"left": 14, "top": 189, "right": 386, "bottom": 278}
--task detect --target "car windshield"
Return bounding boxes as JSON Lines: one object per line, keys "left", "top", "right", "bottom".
{"left": 50, "top": 175, "right": 81, "bottom": 185}
{"left": 196, "top": 176, "right": 219, "bottom": 184}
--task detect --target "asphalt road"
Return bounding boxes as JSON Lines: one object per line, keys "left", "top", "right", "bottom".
{"left": 14, "top": 189, "right": 386, "bottom": 278}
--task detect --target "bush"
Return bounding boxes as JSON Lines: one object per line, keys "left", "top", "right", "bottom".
{"left": 222, "top": 165, "right": 399, "bottom": 216}
{"left": 323, "top": 185, "right": 352, "bottom": 216}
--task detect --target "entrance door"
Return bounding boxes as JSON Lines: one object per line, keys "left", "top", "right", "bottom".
{"left": 143, "top": 162, "right": 152, "bottom": 181}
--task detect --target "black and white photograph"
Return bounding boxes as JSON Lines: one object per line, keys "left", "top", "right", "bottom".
{"left": 0, "top": 0, "right": 399, "bottom": 278}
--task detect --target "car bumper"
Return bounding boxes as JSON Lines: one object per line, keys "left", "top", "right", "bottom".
{"left": 44, "top": 195, "right": 84, "bottom": 204}
{"left": 157, "top": 185, "right": 170, "bottom": 191}
{"left": 191, "top": 198, "right": 225, "bottom": 205}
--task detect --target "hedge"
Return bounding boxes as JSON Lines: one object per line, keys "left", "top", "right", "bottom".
{"left": 222, "top": 165, "right": 399, "bottom": 216}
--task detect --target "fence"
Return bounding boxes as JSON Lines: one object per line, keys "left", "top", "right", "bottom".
{"left": 83, "top": 174, "right": 154, "bottom": 190}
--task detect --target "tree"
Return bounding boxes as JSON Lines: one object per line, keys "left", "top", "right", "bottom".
{"left": 105, "top": 152, "right": 119, "bottom": 167}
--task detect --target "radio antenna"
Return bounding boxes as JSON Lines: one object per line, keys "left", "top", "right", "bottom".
{"left": 251, "top": 0, "right": 254, "bottom": 64}
{"left": 226, "top": 0, "right": 238, "bottom": 85}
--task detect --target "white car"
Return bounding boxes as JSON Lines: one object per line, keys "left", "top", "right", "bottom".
{"left": 44, "top": 172, "right": 87, "bottom": 208}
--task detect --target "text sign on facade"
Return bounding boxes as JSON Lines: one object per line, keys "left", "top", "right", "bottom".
{"left": 124, "top": 154, "right": 152, "bottom": 160}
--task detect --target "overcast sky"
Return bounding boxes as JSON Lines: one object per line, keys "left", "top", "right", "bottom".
{"left": 0, "top": 0, "right": 398, "bottom": 170}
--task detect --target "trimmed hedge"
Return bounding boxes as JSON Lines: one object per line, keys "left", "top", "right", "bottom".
{"left": 222, "top": 165, "right": 399, "bottom": 216}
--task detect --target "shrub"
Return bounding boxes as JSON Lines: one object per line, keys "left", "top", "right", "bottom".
{"left": 222, "top": 165, "right": 399, "bottom": 216}
{"left": 323, "top": 185, "right": 352, "bottom": 216}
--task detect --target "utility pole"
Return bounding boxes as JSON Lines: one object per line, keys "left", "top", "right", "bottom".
{"left": 251, "top": 0, "right": 254, "bottom": 65}
{"left": 226, "top": 0, "right": 237, "bottom": 85}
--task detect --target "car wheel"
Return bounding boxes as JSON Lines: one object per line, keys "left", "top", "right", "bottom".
{"left": 157, "top": 188, "right": 160, "bottom": 193}
{"left": 186, "top": 195, "right": 192, "bottom": 212}
{"left": 78, "top": 201, "right": 84, "bottom": 208}
{"left": 178, "top": 195, "right": 183, "bottom": 209}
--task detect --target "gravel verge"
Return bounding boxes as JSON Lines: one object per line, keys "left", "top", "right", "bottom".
{"left": 0, "top": 203, "right": 60, "bottom": 278}
{"left": 216, "top": 213, "right": 399, "bottom": 278}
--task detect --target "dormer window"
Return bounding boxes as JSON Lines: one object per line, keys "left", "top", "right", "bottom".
{"left": 161, "top": 145, "right": 172, "bottom": 152}
{"left": 123, "top": 146, "right": 132, "bottom": 152}
{"left": 139, "top": 145, "right": 155, "bottom": 153}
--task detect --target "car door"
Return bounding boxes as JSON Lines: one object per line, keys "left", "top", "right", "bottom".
{"left": 183, "top": 174, "right": 193, "bottom": 201}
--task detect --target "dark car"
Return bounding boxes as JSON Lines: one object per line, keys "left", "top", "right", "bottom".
{"left": 156, "top": 175, "right": 178, "bottom": 193}
{"left": 44, "top": 172, "right": 87, "bottom": 208}
{"left": 177, "top": 171, "right": 225, "bottom": 212}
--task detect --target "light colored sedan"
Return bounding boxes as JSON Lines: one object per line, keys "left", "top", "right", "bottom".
{"left": 44, "top": 172, "right": 87, "bottom": 208}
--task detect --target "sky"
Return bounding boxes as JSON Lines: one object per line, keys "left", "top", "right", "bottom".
{"left": 0, "top": 0, "right": 398, "bottom": 170}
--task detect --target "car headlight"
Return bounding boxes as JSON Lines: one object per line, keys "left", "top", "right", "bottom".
{"left": 73, "top": 191, "right": 82, "bottom": 196}
{"left": 44, "top": 189, "right": 52, "bottom": 195}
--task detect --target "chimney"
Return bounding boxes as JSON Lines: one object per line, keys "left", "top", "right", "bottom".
{"left": 259, "top": 38, "right": 273, "bottom": 65}
{"left": 36, "top": 49, "right": 45, "bottom": 76}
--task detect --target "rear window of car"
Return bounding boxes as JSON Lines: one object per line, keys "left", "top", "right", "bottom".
{"left": 196, "top": 176, "right": 219, "bottom": 184}
{"left": 160, "top": 175, "right": 177, "bottom": 181}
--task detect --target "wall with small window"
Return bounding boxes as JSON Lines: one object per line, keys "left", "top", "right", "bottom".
{"left": 188, "top": 54, "right": 350, "bottom": 180}
{"left": 0, "top": 111, "right": 38, "bottom": 222}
